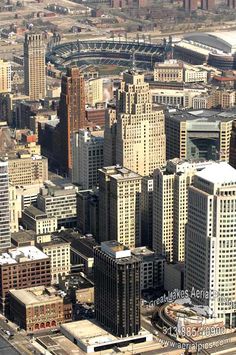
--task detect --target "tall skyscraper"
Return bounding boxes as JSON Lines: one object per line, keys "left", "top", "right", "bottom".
{"left": 184, "top": 0, "right": 198, "bottom": 12}
{"left": 24, "top": 32, "right": 46, "bottom": 100}
{"left": 104, "top": 71, "right": 166, "bottom": 176}
{"left": 185, "top": 162, "right": 236, "bottom": 327}
{"left": 98, "top": 165, "right": 142, "bottom": 248}
{"left": 0, "top": 60, "right": 11, "bottom": 93}
{"left": 94, "top": 241, "right": 141, "bottom": 337}
{"left": 58, "top": 67, "right": 85, "bottom": 173}
{"left": 153, "top": 159, "right": 213, "bottom": 262}
{"left": 0, "top": 159, "right": 11, "bottom": 250}
{"left": 72, "top": 129, "right": 104, "bottom": 189}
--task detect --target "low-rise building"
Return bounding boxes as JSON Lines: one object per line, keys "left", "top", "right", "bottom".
{"left": 38, "top": 238, "right": 70, "bottom": 284}
{"left": 37, "top": 182, "right": 78, "bottom": 228}
{"left": 9, "top": 286, "right": 72, "bottom": 332}
{"left": 11, "top": 230, "right": 36, "bottom": 247}
{"left": 0, "top": 246, "right": 51, "bottom": 314}
{"left": 22, "top": 205, "right": 57, "bottom": 235}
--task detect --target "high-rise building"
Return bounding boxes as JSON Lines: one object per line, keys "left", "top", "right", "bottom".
{"left": 166, "top": 108, "right": 233, "bottom": 162}
{"left": 0, "top": 159, "right": 11, "bottom": 250}
{"left": 72, "top": 129, "right": 104, "bottom": 189}
{"left": 98, "top": 166, "right": 142, "bottom": 248}
{"left": 94, "top": 241, "right": 141, "bottom": 337}
{"left": 141, "top": 176, "right": 153, "bottom": 249}
{"left": 0, "top": 59, "right": 11, "bottom": 93}
{"left": 85, "top": 78, "right": 104, "bottom": 106}
{"left": 184, "top": 0, "right": 198, "bottom": 12}
{"left": 230, "top": 120, "right": 236, "bottom": 169}
{"left": 104, "top": 71, "right": 166, "bottom": 176}
{"left": 185, "top": 162, "right": 236, "bottom": 328}
{"left": 24, "top": 32, "right": 46, "bottom": 100}
{"left": 201, "top": 0, "right": 215, "bottom": 10}
{"left": 58, "top": 67, "right": 86, "bottom": 173}
{"left": 153, "top": 159, "right": 213, "bottom": 262}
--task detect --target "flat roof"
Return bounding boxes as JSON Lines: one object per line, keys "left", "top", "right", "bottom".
{"left": 9, "top": 286, "right": 61, "bottom": 306}
{"left": 61, "top": 320, "right": 150, "bottom": 347}
{"left": 167, "top": 108, "right": 236, "bottom": 123}
{"left": 11, "top": 230, "right": 36, "bottom": 243}
{"left": 0, "top": 246, "right": 49, "bottom": 265}
{"left": 196, "top": 162, "right": 236, "bottom": 185}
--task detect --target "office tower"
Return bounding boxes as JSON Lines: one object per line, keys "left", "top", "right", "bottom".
{"left": 154, "top": 60, "right": 184, "bottom": 83}
{"left": 72, "top": 129, "right": 104, "bottom": 189}
{"left": 166, "top": 108, "right": 233, "bottom": 162}
{"left": 230, "top": 120, "right": 236, "bottom": 169}
{"left": 94, "top": 241, "right": 141, "bottom": 337}
{"left": 153, "top": 159, "right": 213, "bottom": 262}
{"left": 0, "top": 59, "right": 11, "bottom": 93}
{"left": 58, "top": 67, "right": 86, "bottom": 173}
{"left": 228, "top": 0, "right": 236, "bottom": 8}
{"left": 98, "top": 166, "right": 142, "bottom": 248}
{"left": 141, "top": 176, "right": 153, "bottom": 249}
{"left": 24, "top": 32, "right": 46, "bottom": 100}
{"left": 185, "top": 162, "right": 236, "bottom": 328}
{"left": 201, "top": 0, "right": 215, "bottom": 10}
{"left": 0, "top": 159, "right": 11, "bottom": 250}
{"left": 104, "top": 71, "right": 166, "bottom": 176}
{"left": 184, "top": 0, "right": 198, "bottom": 11}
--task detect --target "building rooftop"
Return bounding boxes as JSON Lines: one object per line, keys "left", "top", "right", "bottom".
{"left": 196, "top": 162, "right": 236, "bottom": 185}
{"left": 100, "top": 166, "right": 141, "bottom": 181}
{"left": 9, "top": 286, "right": 62, "bottom": 306}
{"left": 39, "top": 237, "right": 70, "bottom": 248}
{"left": 56, "top": 230, "right": 97, "bottom": 258}
{"left": 167, "top": 108, "right": 236, "bottom": 123}
{"left": 11, "top": 230, "right": 36, "bottom": 246}
{"left": 101, "top": 240, "right": 131, "bottom": 259}
{"left": 61, "top": 320, "right": 150, "bottom": 348}
{"left": 23, "top": 205, "right": 48, "bottom": 219}
{"left": 0, "top": 246, "right": 49, "bottom": 265}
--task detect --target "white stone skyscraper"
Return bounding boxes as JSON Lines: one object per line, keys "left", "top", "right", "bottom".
{"left": 153, "top": 159, "right": 213, "bottom": 262}
{"left": 185, "top": 162, "right": 236, "bottom": 328}
{"left": 0, "top": 159, "right": 11, "bottom": 250}
{"left": 104, "top": 71, "right": 166, "bottom": 176}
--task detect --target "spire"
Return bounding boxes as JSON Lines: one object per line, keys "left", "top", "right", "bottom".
{"left": 130, "top": 47, "right": 136, "bottom": 71}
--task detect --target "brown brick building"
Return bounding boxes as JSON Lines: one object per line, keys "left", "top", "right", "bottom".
{"left": 9, "top": 286, "right": 72, "bottom": 332}
{"left": 0, "top": 246, "right": 51, "bottom": 314}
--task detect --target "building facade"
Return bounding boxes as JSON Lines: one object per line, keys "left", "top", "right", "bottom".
{"left": 153, "top": 159, "right": 214, "bottom": 262}
{"left": 9, "top": 286, "right": 72, "bottom": 332}
{"left": 58, "top": 67, "right": 85, "bottom": 173}
{"left": 166, "top": 108, "right": 234, "bottom": 162}
{"left": 0, "top": 159, "right": 11, "bottom": 250}
{"left": 185, "top": 162, "right": 236, "bottom": 328}
{"left": 24, "top": 32, "right": 46, "bottom": 100}
{"left": 104, "top": 71, "right": 166, "bottom": 176}
{"left": 94, "top": 241, "right": 141, "bottom": 338}
{"left": 72, "top": 129, "right": 104, "bottom": 189}
{"left": 98, "top": 166, "right": 142, "bottom": 248}
{"left": 0, "top": 246, "right": 51, "bottom": 314}
{"left": 0, "top": 59, "right": 11, "bottom": 93}
{"left": 38, "top": 238, "right": 70, "bottom": 284}
{"left": 22, "top": 206, "right": 57, "bottom": 235}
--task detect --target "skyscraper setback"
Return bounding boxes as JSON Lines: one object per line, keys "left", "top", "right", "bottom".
{"left": 24, "top": 32, "right": 46, "bottom": 100}
{"left": 58, "top": 67, "right": 85, "bottom": 173}
{"left": 104, "top": 71, "right": 166, "bottom": 176}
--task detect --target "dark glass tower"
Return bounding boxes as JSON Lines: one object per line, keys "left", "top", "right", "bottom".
{"left": 94, "top": 241, "right": 141, "bottom": 338}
